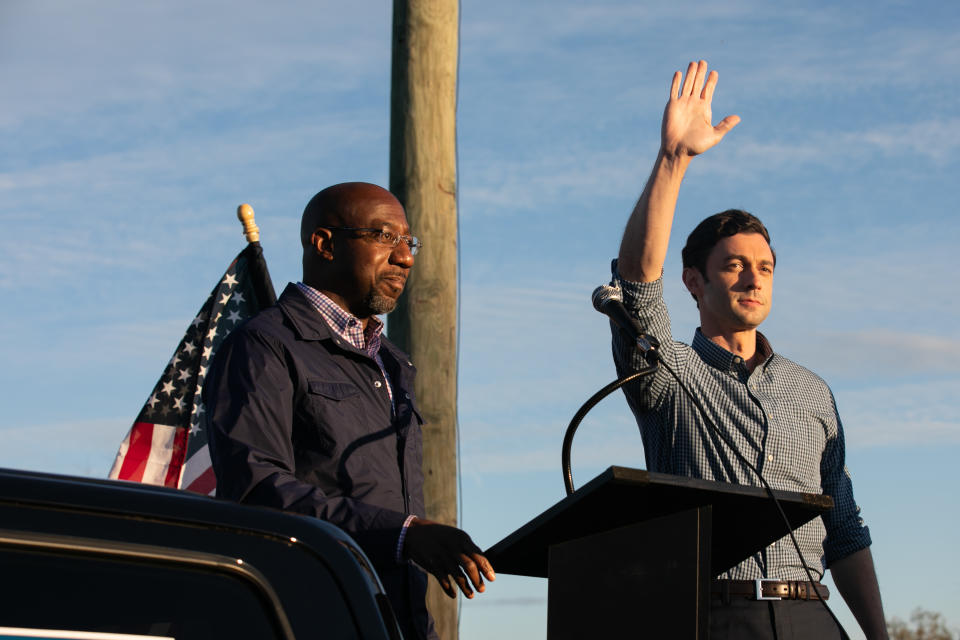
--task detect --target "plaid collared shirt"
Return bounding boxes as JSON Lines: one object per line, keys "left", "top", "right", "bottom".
{"left": 296, "top": 282, "right": 394, "bottom": 408}
{"left": 609, "top": 267, "right": 871, "bottom": 581}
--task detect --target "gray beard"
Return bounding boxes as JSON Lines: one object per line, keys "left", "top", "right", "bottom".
{"left": 363, "top": 291, "right": 397, "bottom": 315}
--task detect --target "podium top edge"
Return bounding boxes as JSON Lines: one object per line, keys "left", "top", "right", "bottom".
{"left": 602, "top": 466, "right": 834, "bottom": 509}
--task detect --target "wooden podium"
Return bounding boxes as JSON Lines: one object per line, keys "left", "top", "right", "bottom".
{"left": 485, "top": 466, "right": 833, "bottom": 639}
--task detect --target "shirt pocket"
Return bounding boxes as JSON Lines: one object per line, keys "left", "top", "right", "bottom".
{"left": 307, "top": 379, "right": 361, "bottom": 401}
{"left": 300, "top": 379, "right": 363, "bottom": 456}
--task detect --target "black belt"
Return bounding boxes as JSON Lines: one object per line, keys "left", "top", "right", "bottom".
{"left": 712, "top": 579, "right": 830, "bottom": 602}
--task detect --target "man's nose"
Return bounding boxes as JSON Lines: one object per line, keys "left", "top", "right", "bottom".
{"left": 390, "top": 241, "right": 415, "bottom": 267}
{"left": 742, "top": 267, "right": 762, "bottom": 289}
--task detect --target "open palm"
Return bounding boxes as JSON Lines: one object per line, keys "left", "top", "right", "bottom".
{"left": 661, "top": 60, "right": 740, "bottom": 157}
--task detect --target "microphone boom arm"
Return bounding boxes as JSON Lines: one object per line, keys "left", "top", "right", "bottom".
{"left": 562, "top": 350, "right": 659, "bottom": 496}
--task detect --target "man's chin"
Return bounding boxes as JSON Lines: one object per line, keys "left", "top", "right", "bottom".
{"left": 735, "top": 312, "right": 768, "bottom": 330}
{"left": 363, "top": 293, "right": 398, "bottom": 315}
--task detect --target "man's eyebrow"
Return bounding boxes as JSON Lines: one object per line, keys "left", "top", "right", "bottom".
{"left": 723, "top": 253, "right": 775, "bottom": 267}
{"left": 368, "top": 219, "right": 407, "bottom": 231}
{"left": 723, "top": 253, "right": 748, "bottom": 262}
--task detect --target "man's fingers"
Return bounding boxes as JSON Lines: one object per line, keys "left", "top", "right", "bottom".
{"left": 436, "top": 567, "right": 473, "bottom": 599}
{"left": 715, "top": 114, "right": 741, "bottom": 136}
{"left": 458, "top": 553, "right": 486, "bottom": 593}
{"left": 438, "top": 576, "right": 457, "bottom": 599}
{"left": 669, "top": 70, "right": 682, "bottom": 100}
{"left": 453, "top": 572, "right": 474, "bottom": 599}
{"left": 680, "top": 61, "right": 697, "bottom": 96}
{"left": 476, "top": 554, "right": 496, "bottom": 582}
{"left": 701, "top": 69, "right": 719, "bottom": 102}
{"left": 464, "top": 552, "right": 496, "bottom": 584}
{"left": 691, "top": 60, "right": 708, "bottom": 96}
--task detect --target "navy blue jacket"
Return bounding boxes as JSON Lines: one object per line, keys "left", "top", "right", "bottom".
{"left": 204, "top": 283, "right": 432, "bottom": 639}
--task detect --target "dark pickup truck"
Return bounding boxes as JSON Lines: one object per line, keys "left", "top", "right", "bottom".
{"left": 0, "top": 467, "right": 402, "bottom": 639}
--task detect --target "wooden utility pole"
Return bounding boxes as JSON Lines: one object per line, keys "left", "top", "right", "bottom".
{"left": 389, "top": 0, "right": 460, "bottom": 638}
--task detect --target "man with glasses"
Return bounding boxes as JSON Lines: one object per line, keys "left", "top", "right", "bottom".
{"left": 204, "top": 182, "right": 494, "bottom": 640}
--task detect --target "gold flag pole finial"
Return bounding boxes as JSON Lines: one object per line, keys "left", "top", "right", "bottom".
{"left": 237, "top": 203, "right": 260, "bottom": 243}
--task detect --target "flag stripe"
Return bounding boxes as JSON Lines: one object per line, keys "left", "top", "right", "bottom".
{"left": 180, "top": 443, "right": 212, "bottom": 491}
{"left": 116, "top": 422, "right": 156, "bottom": 482}
{"left": 163, "top": 427, "right": 189, "bottom": 488}
{"left": 142, "top": 423, "right": 179, "bottom": 485}
{"left": 108, "top": 432, "right": 132, "bottom": 481}
{"left": 183, "top": 464, "right": 217, "bottom": 495}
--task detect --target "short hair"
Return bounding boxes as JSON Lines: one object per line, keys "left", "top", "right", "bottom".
{"left": 681, "top": 209, "right": 775, "bottom": 276}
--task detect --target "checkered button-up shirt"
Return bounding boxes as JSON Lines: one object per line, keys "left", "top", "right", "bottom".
{"left": 610, "top": 266, "right": 871, "bottom": 581}
{"left": 296, "top": 282, "right": 394, "bottom": 408}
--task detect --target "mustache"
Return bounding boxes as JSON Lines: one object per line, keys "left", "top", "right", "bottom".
{"left": 379, "top": 270, "right": 408, "bottom": 282}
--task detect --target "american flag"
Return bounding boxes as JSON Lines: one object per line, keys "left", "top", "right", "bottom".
{"left": 109, "top": 242, "right": 275, "bottom": 494}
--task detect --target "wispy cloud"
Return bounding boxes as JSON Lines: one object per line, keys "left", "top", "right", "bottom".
{"left": 836, "top": 379, "right": 960, "bottom": 447}
{"left": 0, "top": 417, "right": 129, "bottom": 478}
{"left": 0, "top": 1, "right": 391, "bottom": 127}
{"left": 779, "top": 330, "right": 960, "bottom": 380}
{"left": 714, "top": 118, "right": 960, "bottom": 175}
{"left": 0, "top": 115, "right": 385, "bottom": 291}
{"left": 0, "top": 317, "right": 190, "bottom": 369}
{"left": 461, "top": 148, "right": 643, "bottom": 215}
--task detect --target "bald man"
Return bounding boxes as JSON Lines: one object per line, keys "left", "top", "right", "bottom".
{"left": 204, "top": 183, "right": 493, "bottom": 640}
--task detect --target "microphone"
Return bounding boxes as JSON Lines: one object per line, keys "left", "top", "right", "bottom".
{"left": 592, "top": 285, "right": 659, "bottom": 357}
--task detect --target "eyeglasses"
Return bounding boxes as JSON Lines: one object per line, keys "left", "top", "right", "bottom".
{"left": 320, "top": 226, "right": 422, "bottom": 255}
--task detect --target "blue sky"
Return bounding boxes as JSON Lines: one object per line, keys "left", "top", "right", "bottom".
{"left": 2, "top": 1, "right": 958, "bottom": 637}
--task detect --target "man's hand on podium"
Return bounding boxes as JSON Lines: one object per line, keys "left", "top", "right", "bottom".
{"left": 404, "top": 518, "right": 496, "bottom": 598}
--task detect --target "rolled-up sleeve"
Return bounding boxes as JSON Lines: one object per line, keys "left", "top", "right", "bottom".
{"left": 820, "top": 393, "right": 872, "bottom": 567}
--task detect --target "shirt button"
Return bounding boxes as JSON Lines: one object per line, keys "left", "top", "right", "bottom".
{"left": 404, "top": 392, "right": 411, "bottom": 399}
{"left": 374, "top": 381, "right": 382, "bottom": 388}
{"left": 767, "top": 454, "right": 774, "bottom": 462}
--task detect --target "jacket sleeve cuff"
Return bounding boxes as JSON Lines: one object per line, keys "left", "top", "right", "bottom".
{"left": 396, "top": 514, "right": 418, "bottom": 564}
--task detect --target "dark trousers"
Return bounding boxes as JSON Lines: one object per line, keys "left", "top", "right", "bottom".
{"left": 710, "top": 599, "right": 846, "bottom": 639}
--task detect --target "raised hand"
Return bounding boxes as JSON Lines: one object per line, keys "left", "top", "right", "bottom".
{"left": 404, "top": 518, "right": 496, "bottom": 599}
{"left": 661, "top": 60, "right": 740, "bottom": 158}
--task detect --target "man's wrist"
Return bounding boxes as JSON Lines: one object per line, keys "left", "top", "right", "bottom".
{"left": 657, "top": 147, "right": 693, "bottom": 172}
{"left": 396, "top": 514, "right": 418, "bottom": 563}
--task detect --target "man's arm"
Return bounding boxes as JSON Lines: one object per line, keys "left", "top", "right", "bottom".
{"left": 206, "top": 326, "right": 493, "bottom": 599}
{"left": 618, "top": 60, "right": 740, "bottom": 282}
{"left": 819, "top": 393, "right": 886, "bottom": 638}
{"left": 831, "top": 547, "right": 889, "bottom": 640}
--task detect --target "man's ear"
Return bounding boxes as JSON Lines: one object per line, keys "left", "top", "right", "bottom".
{"left": 311, "top": 228, "right": 335, "bottom": 261}
{"left": 681, "top": 267, "right": 702, "bottom": 300}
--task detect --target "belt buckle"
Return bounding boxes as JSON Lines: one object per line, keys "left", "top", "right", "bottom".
{"left": 754, "top": 578, "right": 782, "bottom": 601}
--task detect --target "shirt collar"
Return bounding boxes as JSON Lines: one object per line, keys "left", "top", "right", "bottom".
{"left": 295, "top": 282, "right": 384, "bottom": 354}
{"left": 692, "top": 328, "right": 774, "bottom": 375}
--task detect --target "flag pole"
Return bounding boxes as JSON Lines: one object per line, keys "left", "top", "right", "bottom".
{"left": 237, "top": 203, "right": 260, "bottom": 243}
